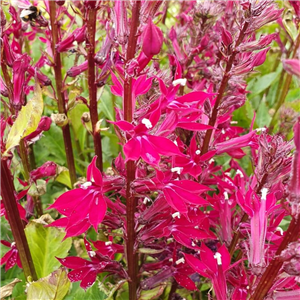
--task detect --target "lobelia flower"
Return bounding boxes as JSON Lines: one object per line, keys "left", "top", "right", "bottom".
{"left": 112, "top": 115, "right": 183, "bottom": 166}
{"left": 56, "top": 25, "right": 87, "bottom": 53}
{"left": 0, "top": 241, "right": 22, "bottom": 271}
{"left": 30, "top": 161, "right": 57, "bottom": 183}
{"left": 236, "top": 188, "right": 281, "bottom": 274}
{"left": 57, "top": 238, "right": 126, "bottom": 290}
{"left": 134, "top": 169, "right": 211, "bottom": 215}
{"left": 48, "top": 156, "right": 110, "bottom": 238}
{"left": 112, "top": 1, "right": 128, "bottom": 45}
{"left": 184, "top": 243, "right": 232, "bottom": 300}
{"left": 24, "top": 116, "right": 52, "bottom": 143}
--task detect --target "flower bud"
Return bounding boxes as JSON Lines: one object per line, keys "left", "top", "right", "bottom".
{"left": 142, "top": 18, "right": 163, "bottom": 58}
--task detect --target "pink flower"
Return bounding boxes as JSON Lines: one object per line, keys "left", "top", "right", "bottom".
{"left": 48, "top": 156, "right": 109, "bottom": 238}
{"left": 57, "top": 238, "right": 126, "bottom": 290}
{"left": 134, "top": 170, "right": 211, "bottom": 214}
{"left": 282, "top": 59, "right": 300, "bottom": 78}
{"left": 112, "top": 115, "right": 183, "bottom": 166}
{"left": 0, "top": 241, "right": 22, "bottom": 271}
{"left": 184, "top": 243, "right": 232, "bottom": 300}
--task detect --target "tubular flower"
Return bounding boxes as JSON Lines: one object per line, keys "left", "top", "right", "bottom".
{"left": 184, "top": 243, "right": 232, "bottom": 300}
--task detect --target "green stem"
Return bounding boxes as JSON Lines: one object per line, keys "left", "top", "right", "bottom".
{"left": 124, "top": 2, "right": 141, "bottom": 299}
{"left": 1, "top": 159, "right": 37, "bottom": 281}
{"left": 201, "top": 22, "right": 249, "bottom": 155}
{"left": 86, "top": 7, "right": 103, "bottom": 171}
{"left": 49, "top": 1, "right": 77, "bottom": 186}
{"left": 250, "top": 217, "right": 300, "bottom": 300}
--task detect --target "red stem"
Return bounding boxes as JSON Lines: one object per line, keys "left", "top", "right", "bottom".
{"left": 86, "top": 7, "right": 103, "bottom": 171}
{"left": 201, "top": 22, "right": 249, "bottom": 155}
{"left": 1, "top": 159, "right": 37, "bottom": 281}
{"left": 124, "top": 2, "right": 141, "bottom": 299}
{"left": 49, "top": 1, "right": 77, "bottom": 186}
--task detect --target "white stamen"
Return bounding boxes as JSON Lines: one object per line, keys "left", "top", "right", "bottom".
{"left": 89, "top": 251, "right": 96, "bottom": 257}
{"left": 214, "top": 252, "right": 222, "bottom": 265}
{"left": 194, "top": 225, "right": 199, "bottom": 229}
{"left": 142, "top": 118, "right": 152, "bottom": 129}
{"left": 171, "top": 167, "right": 183, "bottom": 174}
{"left": 230, "top": 121, "right": 238, "bottom": 124}
{"left": 167, "top": 238, "right": 173, "bottom": 242}
{"left": 221, "top": 129, "right": 226, "bottom": 134}
{"left": 11, "top": 242, "right": 16, "bottom": 247}
{"left": 236, "top": 169, "right": 244, "bottom": 178}
{"left": 191, "top": 241, "right": 196, "bottom": 247}
{"left": 225, "top": 172, "right": 231, "bottom": 176}
{"left": 143, "top": 197, "right": 151, "bottom": 204}
{"left": 173, "top": 140, "right": 178, "bottom": 146}
{"left": 195, "top": 150, "right": 201, "bottom": 155}
{"left": 255, "top": 128, "right": 267, "bottom": 132}
{"left": 105, "top": 241, "right": 112, "bottom": 246}
{"left": 224, "top": 192, "right": 229, "bottom": 200}
{"left": 261, "top": 188, "right": 268, "bottom": 201}
{"left": 172, "top": 78, "right": 187, "bottom": 86}
{"left": 169, "top": 258, "right": 173, "bottom": 262}
{"left": 175, "top": 257, "right": 185, "bottom": 265}
{"left": 81, "top": 181, "right": 92, "bottom": 189}
{"left": 209, "top": 158, "right": 215, "bottom": 164}
{"left": 172, "top": 212, "right": 181, "bottom": 219}
{"left": 276, "top": 227, "right": 284, "bottom": 236}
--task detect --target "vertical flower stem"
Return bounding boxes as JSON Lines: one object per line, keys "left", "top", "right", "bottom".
{"left": 86, "top": 6, "right": 103, "bottom": 171}
{"left": 124, "top": 2, "right": 141, "bottom": 299}
{"left": 201, "top": 22, "right": 249, "bottom": 155}
{"left": 250, "top": 217, "right": 300, "bottom": 300}
{"left": 1, "top": 159, "right": 37, "bottom": 281}
{"left": 49, "top": 1, "right": 77, "bottom": 186}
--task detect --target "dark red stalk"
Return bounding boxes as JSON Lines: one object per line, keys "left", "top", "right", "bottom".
{"left": 1, "top": 159, "right": 37, "bottom": 281}
{"left": 201, "top": 22, "right": 249, "bottom": 155}
{"left": 49, "top": 1, "right": 77, "bottom": 186}
{"left": 1, "top": 61, "right": 14, "bottom": 115}
{"left": 124, "top": 2, "right": 141, "bottom": 299}
{"left": 250, "top": 217, "right": 300, "bottom": 300}
{"left": 86, "top": 7, "right": 103, "bottom": 171}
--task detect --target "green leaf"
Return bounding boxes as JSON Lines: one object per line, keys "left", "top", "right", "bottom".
{"left": 55, "top": 170, "right": 72, "bottom": 189}
{"left": 64, "top": 280, "right": 107, "bottom": 300}
{"left": 138, "top": 284, "right": 166, "bottom": 300}
{"left": 33, "top": 125, "right": 66, "bottom": 166}
{"left": 249, "top": 71, "right": 280, "bottom": 96}
{"left": 4, "top": 83, "right": 43, "bottom": 156}
{"left": 25, "top": 216, "right": 72, "bottom": 279}
{"left": 68, "top": 103, "right": 89, "bottom": 150}
{"left": 26, "top": 268, "right": 70, "bottom": 300}
{"left": 99, "top": 87, "right": 115, "bottom": 121}
{"left": 255, "top": 99, "right": 271, "bottom": 128}
{"left": 286, "top": 88, "right": 300, "bottom": 103}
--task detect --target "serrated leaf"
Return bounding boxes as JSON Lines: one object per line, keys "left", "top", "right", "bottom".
{"left": 25, "top": 218, "right": 72, "bottom": 278}
{"left": 27, "top": 268, "right": 70, "bottom": 300}
{"left": 4, "top": 83, "right": 43, "bottom": 156}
